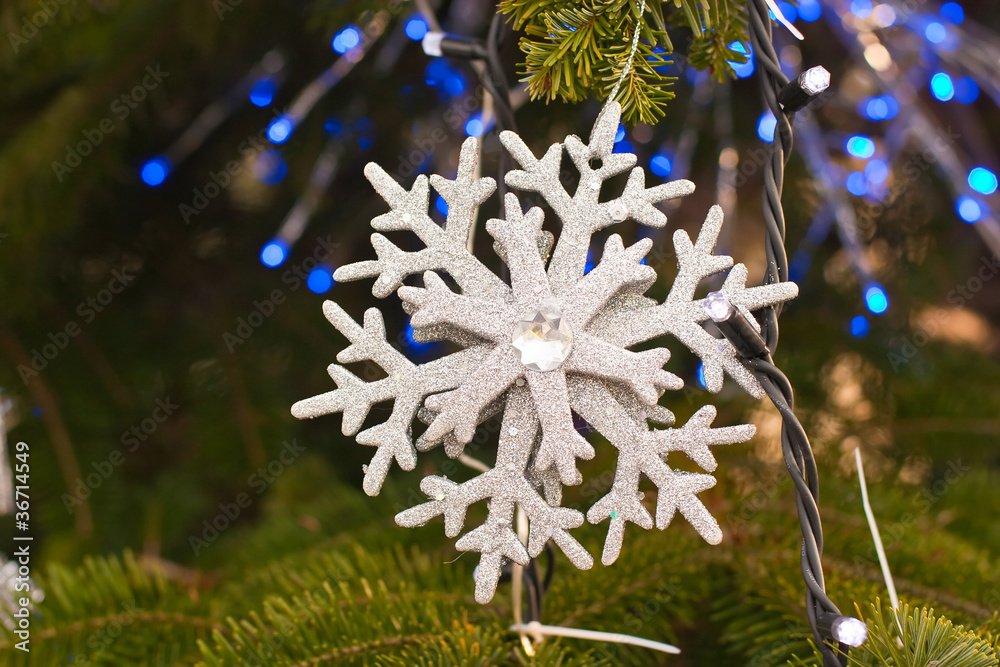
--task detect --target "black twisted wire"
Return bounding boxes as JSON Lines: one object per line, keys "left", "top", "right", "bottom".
{"left": 746, "top": 2, "right": 846, "bottom": 664}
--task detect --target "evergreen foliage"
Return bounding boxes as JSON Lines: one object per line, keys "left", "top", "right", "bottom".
{"left": 500, "top": 0, "right": 750, "bottom": 123}
{"left": 1, "top": 1, "right": 999, "bottom": 665}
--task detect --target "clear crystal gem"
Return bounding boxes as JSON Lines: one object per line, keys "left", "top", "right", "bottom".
{"left": 511, "top": 297, "right": 574, "bottom": 372}
{"left": 610, "top": 203, "right": 628, "bottom": 221}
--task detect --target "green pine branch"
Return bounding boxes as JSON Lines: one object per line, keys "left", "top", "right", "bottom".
{"left": 499, "top": 0, "right": 749, "bottom": 123}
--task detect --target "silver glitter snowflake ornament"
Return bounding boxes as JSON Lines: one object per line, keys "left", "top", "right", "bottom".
{"left": 292, "top": 102, "right": 799, "bottom": 603}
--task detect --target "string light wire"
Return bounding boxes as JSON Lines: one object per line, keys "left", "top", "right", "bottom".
{"left": 747, "top": 1, "right": 848, "bottom": 664}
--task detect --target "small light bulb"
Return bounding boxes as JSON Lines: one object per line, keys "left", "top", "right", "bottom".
{"left": 703, "top": 291, "right": 735, "bottom": 322}
{"left": 801, "top": 65, "right": 831, "bottom": 95}
{"left": 832, "top": 616, "right": 868, "bottom": 647}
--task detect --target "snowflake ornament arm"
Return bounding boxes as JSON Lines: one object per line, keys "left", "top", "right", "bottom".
{"left": 396, "top": 385, "right": 594, "bottom": 603}
{"left": 589, "top": 205, "right": 799, "bottom": 397}
{"left": 500, "top": 104, "right": 695, "bottom": 293}
{"left": 333, "top": 138, "right": 508, "bottom": 301}
{"left": 290, "top": 301, "right": 489, "bottom": 494}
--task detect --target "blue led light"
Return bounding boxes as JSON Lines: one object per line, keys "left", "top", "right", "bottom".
{"left": 614, "top": 123, "right": 626, "bottom": 143}
{"left": 436, "top": 194, "right": 449, "bottom": 216}
{"left": 846, "top": 171, "right": 869, "bottom": 196}
{"left": 925, "top": 21, "right": 947, "bottom": 44}
{"left": 850, "top": 0, "right": 873, "bottom": 18}
{"left": 650, "top": 152, "right": 673, "bottom": 178}
{"left": 957, "top": 196, "right": 983, "bottom": 223}
{"left": 954, "top": 77, "right": 979, "bottom": 103}
{"left": 465, "top": 115, "right": 484, "bottom": 138}
{"left": 845, "top": 135, "right": 876, "bottom": 159}
{"left": 404, "top": 323, "right": 433, "bottom": 349}
{"left": 254, "top": 149, "right": 287, "bottom": 185}
{"left": 789, "top": 250, "right": 810, "bottom": 283}
{"left": 864, "top": 284, "right": 889, "bottom": 314}
{"left": 307, "top": 266, "right": 334, "bottom": 293}
{"left": 260, "top": 240, "right": 288, "bottom": 268}
{"left": 728, "top": 42, "right": 755, "bottom": 78}
{"left": 940, "top": 2, "right": 964, "bottom": 24}
{"left": 584, "top": 249, "right": 594, "bottom": 274}
{"left": 405, "top": 16, "right": 428, "bottom": 41}
{"left": 757, "top": 110, "right": 777, "bottom": 143}
{"left": 775, "top": 1, "right": 797, "bottom": 23}
{"left": 850, "top": 315, "right": 870, "bottom": 338}
{"left": 613, "top": 139, "right": 635, "bottom": 155}
{"left": 798, "top": 0, "right": 821, "bottom": 22}
{"left": 140, "top": 156, "right": 170, "bottom": 186}
{"left": 930, "top": 72, "right": 954, "bottom": 101}
{"left": 696, "top": 361, "right": 706, "bottom": 389}
{"left": 860, "top": 95, "right": 899, "bottom": 120}
{"left": 865, "top": 159, "right": 889, "bottom": 184}
{"left": 425, "top": 59, "right": 466, "bottom": 98}
{"left": 969, "top": 167, "right": 998, "bottom": 195}
{"left": 249, "top": 79, "right": 276, "bottom": 107}
{"left": 324, "top": 117, "right": 344, "bottom": 137}
{"left": 332, "top": 26, "right": 361, "bottom": 54}
{"left": 267, "top": 115, "right": 295, "bottom": 143}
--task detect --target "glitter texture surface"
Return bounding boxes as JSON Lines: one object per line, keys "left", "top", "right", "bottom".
{"left": 292, "top": 102, "right": 799, "bottom": 602}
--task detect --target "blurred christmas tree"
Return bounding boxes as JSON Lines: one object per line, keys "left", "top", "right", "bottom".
{"left": 2, "top": 0, "right": 1000, "bottom": 664}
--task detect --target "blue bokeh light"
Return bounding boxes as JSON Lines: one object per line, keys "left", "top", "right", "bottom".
{"left": 846, "top": 171, "right": 869, "bottom": 196}
{"left": 727, "top": 41, "right": 755, "bottom": 78}
{"left": 650, "top": 152, "right": 673, "bottom": 178}
{"left": 405, "top": 16, "right": 429, "bottom": 41}
{"left": 267, "top": 115, "right": 295, "bottom": 143}
{"left": 260, "top": 240, "right": 288, "bottom": 268}
{"left": 464, "top": 115, "right": 484, "bottom": 138}
{"left": 850, "top": 0, "right": 873, "bottom": 18}
{"left": 925, "top": 21, "right": 947, "bottom": 44}
{"left": 696, "top": 361, "right": 707, "bottom": 389}
{"left": 332, "top": 26, "right": 361, "bottom": 54}
{"left": 425, "top": 59, "right": 466, "bottom": 98}
{"left": 930, "top": 72, "right": 955, "bottom": 101}
{"left": 324, "top": 117, "right": 344, "bottom": 137}
{"left": 436, "top": 194, "right": 449, "bottom": 216}
{"left": 845, "top": 135, "right": 876, "bottom": 159}
{"left": 865, "top": 159, "right": 889, "bottom": 184}
{"left": 249, "top": 79, "right": 276, "bottom": 107}
{"left": 850, "top": 315, "right": 870, "bottom": 338}
{"left": 614, "top": 123, "right": 626, "bottom": 143}
{"left": 307, "top": 266, "right": 334, "bottom": 293}
{"left": 770, "top": 2, "right": 797, "bottom": 23}
{"left": 940, "top": 2, "right": 965, "bottom": 24}
{"left": 140, "top": 156, "right": 170, "bottom": 186}
{"left": 798, "top": 0, "right": 821, "bottom": 22}
{"left": 613, "top": 139, "right": 635, "bottom": 154}
{"left": 254, "top": 149, "right": 287, "bottom": 185}
{"left": 957, "top": 196, "right": 983, "bottom": 223}
{"left": 954, "top": 76, "right": 979, "bottom": 103}
{"left": 969, "top": 167, "right": 999, "bottom": 195}
{"left": 757, "top": 110, "right": 777, "bottom": 143}
{"left": 860, "top": 95, "right": 899, "bottom": 120}
{"left": 864, "top": 284, "right": 889, "bottom": 314}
